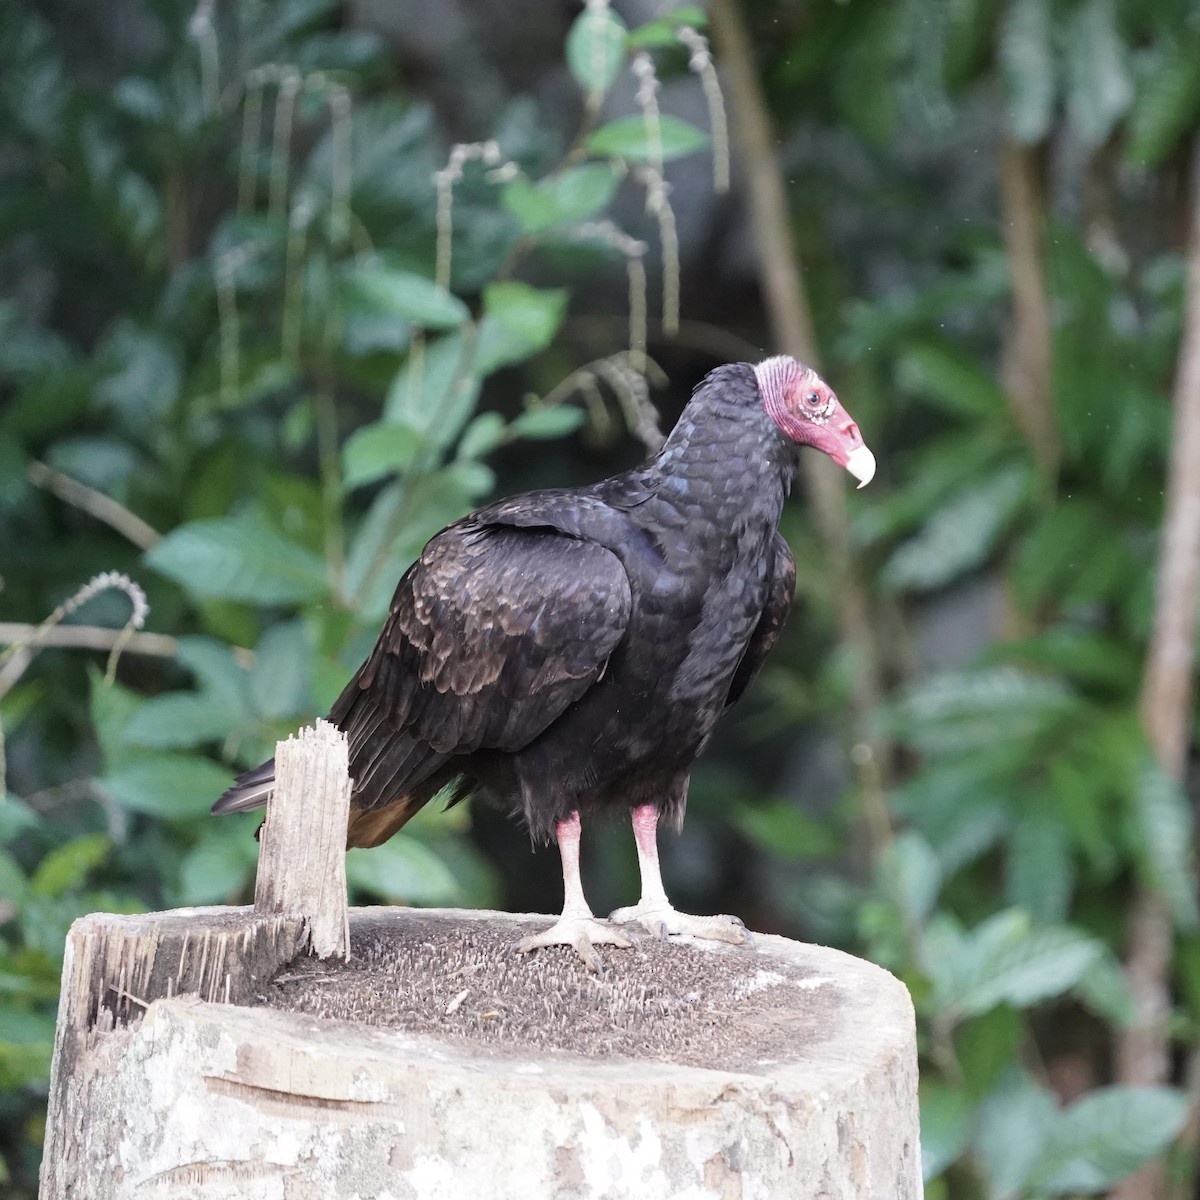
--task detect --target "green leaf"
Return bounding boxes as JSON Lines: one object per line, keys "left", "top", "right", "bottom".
{"left": 628, "top": 7, "right": 708, "bottom": 49}
{"left": 124, "top": 692, "right": 244, "bottom": 749}
{"left": 457, "top": 412, "right": 508, "bottom": 460}
{"left": 477, "top": 282, "right": 567, "bottom": 373}
{"left": 1063, "top": 0, "right": 1132, "bottom": 150}
{"left": 510, "top": 405, "right": 586, "bottom": 440}
{"left": 879, "top": 832, "right": 941, "bottom": 927}
{"left": 956, "top": 1006, "right": 1023, "bottom": 1100}
{"left": 1005, "top": 812, "right": 1073, "bottom": 923}
{"left": 887, "top": 667, "right": 1078, "bottom": 758}
{"left": 94, "top": 321, "right": 181, "bottom": 423}
{"left": 342, "top": 421, "right": 423, "bottom": 489}
{"left": 501, "top": 163, "right": 621, "bottom": 235}
{"left": 249, "top": 620, "right": 312, "bottom": 721}
{"left": 385, "top": 332, "right": 480, "bottom": 443}
{"left": 1027, "top": 1087, "right": 1189, "bottom": 1193}
{"left": 882, "top": 462, "right": 1030, "bottom": 593}
{"left": 895, "top": 339, "right": 1009, "bottom": 422}
{"left": 999, "top": 0, "right": 1056, "bottom": 143}
{"left": 146, "top": 514, "right": 329, "bottom": 606}
{"left": 0, "top": 849, "right": 28, "bottom": 907}
{"left": 731, "top": 800, "right": 841, "bottom": 861}
{"left": 930, "top": 909, "right": 1103, "bottom": 1017}
{"left": 973, "top": 1068, "right": 1057, "bottom": 1198}
{"left": 920, "top": 1080, "right": 973, "bottom": 1181}
{"left": 1125, "top": 38, "right": 1200, "bottom": 167}
{"left": 340, "top": 263, "right": 469, "bottom": 330}
{"left": 1132, "top": 752, "right": 1199, "bottom": 930}
{"left": 1075, "top": 952, "right": 1135, "bottom": 1026}
{"left": 176, "top": 820, "right": 259, "bottom": 905}
{"left": 586, "top": 114, "right": 709, "bottom": 163}
{"left": 98, "top": 754, "right": 236, "bottom": 822}
{"left": 346, "top": 834, "right": 461, "bottom": 905}
{"left": 30, "top": 834, "right": 111, "bottom": 898}
{"left": 566, "top": 6, "right": 628, "bottom": 95}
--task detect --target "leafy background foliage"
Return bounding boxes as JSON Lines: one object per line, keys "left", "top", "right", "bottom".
{"left": 1, "top": 0, "right": 1198, "bottom": 1196}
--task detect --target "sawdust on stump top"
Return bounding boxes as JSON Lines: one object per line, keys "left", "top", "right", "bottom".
{"left": 253, "top": 911, "right": 840, "bottom": 1071}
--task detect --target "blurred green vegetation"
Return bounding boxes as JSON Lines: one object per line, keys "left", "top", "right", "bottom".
{"left": 1, "top": 0, "right": 1198, "bottom": 1195}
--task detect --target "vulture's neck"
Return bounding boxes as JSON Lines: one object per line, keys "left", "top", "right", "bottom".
{"left": 648, "top": 391, "right": 797, "bottom": 522}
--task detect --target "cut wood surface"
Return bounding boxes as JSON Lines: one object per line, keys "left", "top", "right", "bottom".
{"left": 41, "top": 905, "right": 920, "bottom": 1199}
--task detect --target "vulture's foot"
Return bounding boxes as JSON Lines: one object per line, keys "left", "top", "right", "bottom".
{"left": 609, "top": 902, "right": 748, "bottom": 946}
{"left": 514, "top": 916, "right": 633, "bottom": 973}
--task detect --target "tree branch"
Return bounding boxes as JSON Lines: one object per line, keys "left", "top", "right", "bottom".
{"left": 997, "top": 137, "right": 1060, "bottom": 474}
{"left": 1114, "top": 139, "right": 1200, "bottom": 1200}
{"left": 27, "top": 462, "right": 162, "bottom": 551}
{"left": 708, "top": 0, "right": 893, "bottom": 839}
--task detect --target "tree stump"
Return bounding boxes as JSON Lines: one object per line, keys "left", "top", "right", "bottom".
{"left": 40, "top": 906, "right": 919, "bottom": 1198}
{"left": 40, "top": 724, "right": 921, "bottom": 1197}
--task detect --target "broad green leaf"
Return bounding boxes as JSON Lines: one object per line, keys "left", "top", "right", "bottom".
{"left": 176, "top": 820, "right": 259, "bottom": 906}
{"left": 1027, "top": 1087, "right": 1189, "bottom": 1193}
{"left": 340, "top": 263, "right": 469, "bottom": 330}
{"left": 882, "top": 462, "right": 1030, "bottom": 592}
{"left": 931, "top": 909, "right": 1103, "bottom": 1017}
{"left": 920, "top": 1080, "right": 972, "bottom": 1180}
{"left": 973, "top": 1068, "right": 1057, "bottom": 1198}
{"left": 731, "top": 800, "right": 841, "bottom": 861}
{"left": 501, "top": 163, "right": 621, "bottom": 235}
{"left": 886, "top": 667, "right": 1078, "bottom": 758}
{"left": 566, "top": 6, "right": 627, "bottom": 95}
{"left": 457, "top": 411, "right": 508, "bottom": 461}
{"left": 176, "top": 637, "right": 252, "bottom": 712}
{"left": 146, "top": 514, "right": 329, "bottom": 605}
{"left": 385, "top": 331, "right": 480, "bottom": 443}
{"left": 1064, "top": 0, "right": 1132, "bottom": 150}
{"left": 628, "top": 7, "right": 708, "bottom": 49}
{"left": 124, "top": 692, "right": 243, "bottom": 749}
{"left": 587, "top": 114, "right": 709, "bottom": 163}
{"left": 346, "top": 834, "right": 460, "bottom": 905}
{"left": 1075, "top": 952, "right": 1135, "bottom": 1026}
{"left": 477, "top": 282, "right": 567, "bottom": 373}
{"left": 956, "top": 1006, "right": 1023, "bottom": 1100}
{"left": 999, "top": 0, "right": 1055, "bottom": 143}
{"left": 880, "top": 832, "right": 941, "bottom": 927}
{"left": 0, "top": 849, "right": 28, "bottom": 907}
{"left": 1005, "top": 812, "right": 1073, "bottom": 923}
{"left": 1132, "top": 752, "right": 1199, "bottom": 929}
{"left": 29, "top": 834, "right": 111, "bottom": 898}
{"left": 0, "top": 796, "right": 39, "bottom": 845}
{"left": 1125, "top": 38, "right": 1200, "bottom": 167}
{"left": 98, "top": 754, "right": 236, "bottom": 821}
{"left": 510, "top": 405, "right": 586, "bottom": 440}
{"left": 249, "top": 620, "right": 312, "bottom": 721}
{"left": 342, "top": 421, "right": 423, "bottom": 489}
{"left": 895, "top": 340, "right": 1008, "bottom": 422}
{"left": 94, "top": 321, "right": 181, "bottom": 423}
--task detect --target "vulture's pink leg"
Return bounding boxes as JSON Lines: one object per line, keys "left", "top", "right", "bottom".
{"left": 515, "top": 811, "right": 631, "bottom": 971}
{"left": 610, "top": 803, "right": 747, "bottom": 944}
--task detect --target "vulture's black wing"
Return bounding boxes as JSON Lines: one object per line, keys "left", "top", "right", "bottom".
{"left": 331, "top": 519, "right": 631, "bottom": 840}
{"left": 724, "top": 530, "right": 796, "bottom": 708}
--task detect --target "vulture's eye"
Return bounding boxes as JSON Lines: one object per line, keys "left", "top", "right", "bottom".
{"left": 804, "top": 390, "right": 821, "bottom": 407}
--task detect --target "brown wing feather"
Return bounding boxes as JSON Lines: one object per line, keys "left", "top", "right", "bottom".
{"left": 334, "top": 521, "right": 632, "bottom": 817}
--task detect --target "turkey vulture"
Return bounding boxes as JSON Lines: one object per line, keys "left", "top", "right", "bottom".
{"left": 214, "top": 356, "right": 875, "bottom": 968}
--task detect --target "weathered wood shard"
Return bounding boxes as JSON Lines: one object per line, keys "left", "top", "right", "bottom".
{"left": 253, "top": 718, "right": 351, "bottom": 959}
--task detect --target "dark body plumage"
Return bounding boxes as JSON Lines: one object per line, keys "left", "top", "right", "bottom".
{"left": 215, "top": 362, "right": 800, "bottom": 847}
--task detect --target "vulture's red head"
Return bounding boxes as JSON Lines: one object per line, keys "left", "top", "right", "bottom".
{"left": 754, "top": 356, "right": 876, "bottom": 488}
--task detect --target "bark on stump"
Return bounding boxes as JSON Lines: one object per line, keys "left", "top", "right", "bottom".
{"left": 40, "top": 722, "right": 921, "bottom": 1197}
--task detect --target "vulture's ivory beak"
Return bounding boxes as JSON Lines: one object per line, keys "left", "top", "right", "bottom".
{"left": 846, "top": 445, "right": 877, "bottom": 489}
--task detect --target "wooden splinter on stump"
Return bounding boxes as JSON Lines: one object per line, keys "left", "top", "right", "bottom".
{"left": 254, "top": 718, "right": 351, "bottom": 960}
{"left": 41, "top": 725, "right": 922, "bottom": 1199}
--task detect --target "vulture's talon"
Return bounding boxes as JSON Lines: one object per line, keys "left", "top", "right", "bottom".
{"left": 610, "top": 901, "right": 748, "bottom": 946}
{"left": 514, "top": 916, "right": 632, "bottom": 972}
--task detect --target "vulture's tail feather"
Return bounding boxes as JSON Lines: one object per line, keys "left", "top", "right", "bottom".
{"left": 212, "top": 758, "right": 276, "bottom": 815}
